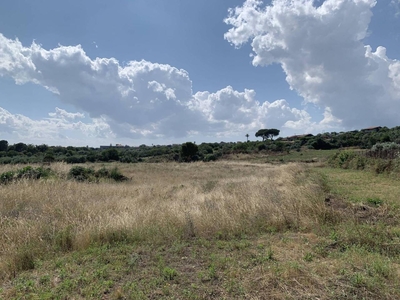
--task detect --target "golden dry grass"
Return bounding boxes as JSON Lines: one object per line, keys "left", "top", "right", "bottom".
{"left": 0, "top": 161, "right": 327, "bottom": 281}
{"left": 1, "top": 161, "right": 400, "bottom": 299}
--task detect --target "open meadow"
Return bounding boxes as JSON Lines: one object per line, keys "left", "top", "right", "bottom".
{"left": 1, "top": 160, "right": 400, "bottom": 299}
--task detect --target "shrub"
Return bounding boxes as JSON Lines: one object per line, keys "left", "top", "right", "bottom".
{"left": 108, "top": 167, "right": 129, "bottom": 182}
{"left": 0, "top": 166, "right": 52, "bottom": 185}
{"left": 68, "top": 166, "right": 128, "bottom": 182}
{"left": 68, "top": 166, "right": 95, "bottom": 182}
{"left": 0, "top": 171, "right": 15, "bottom": 184}
{"left": 328, "top": 151, "right": 357, "bottom": 168}
{"left": 348, "top": 155, "right": 367, "bottom": 170}
{"left": 17, "top": 166, "right": 50, "bottom": 179}
{"left": 371, "top": 142, "right": 400, "bottom": 152}
{"left": 258, "top": 144, "right": 267, "bottom": 151}
{"left": 204, "top": 154, "right": 217, "bottom": 162}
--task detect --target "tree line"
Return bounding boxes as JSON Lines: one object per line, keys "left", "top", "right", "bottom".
{"left": 0, "top": 126, "right": 399, "bottom": 164}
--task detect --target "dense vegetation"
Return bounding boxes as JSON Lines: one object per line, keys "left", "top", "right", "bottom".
{"left": 1, "top": 126, "right": 400, "bottom": 164}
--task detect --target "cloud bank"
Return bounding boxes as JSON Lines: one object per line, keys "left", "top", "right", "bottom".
{"left": 224, "top": 0, "right": 400, "bottom": 129}
{"left": 0, "top": 32, "right": 319, "bottom": 142}
{"left": 0, "top": 107, "right": 112, "bottom": 145}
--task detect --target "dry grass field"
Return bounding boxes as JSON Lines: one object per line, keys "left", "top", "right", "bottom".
{"left": 1, "top": 161, "right": 400, "bottom": 299}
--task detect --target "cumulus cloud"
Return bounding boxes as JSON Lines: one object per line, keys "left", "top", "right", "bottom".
{"left": 0, "top": 107, "right": 112, "bottom": 145}
{"left": 224, "top": 0, "right": 400, "bottom": 129}
{"left": 0, "top": 32, "right": 320, "bottom": 141}
{"left": 190, "top": 86, "right": 320, "bottom": 135}
{"left": 48, "top": 107, "right": 85, "bottom": 120}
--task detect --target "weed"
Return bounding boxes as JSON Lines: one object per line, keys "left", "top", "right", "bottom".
{"left": 303, "top": 252, "right": 313, "bottom": 262}
{"left": 13, "top": 248, "right": 36, "bottom": 272}
{"left": 351, "top": 272, "right": 366, "bottom": 287}
{"left": 162, "top": 267, "right": 178, "bottom": 280}
{"left": 55, "top": 225, "right": 74, "bottom": 252}
{"left": 366, "top": 197, "right": 383, "bottom": 207}
{"left": 208, "top": 263, "right": 217, "bottom": 280}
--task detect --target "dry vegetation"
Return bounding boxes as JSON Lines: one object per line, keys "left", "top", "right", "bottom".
{"left": 1, "top": 161, "right": 400, "bottom": 299}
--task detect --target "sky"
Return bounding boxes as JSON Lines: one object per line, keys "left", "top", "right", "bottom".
{"left": 0, "top": 0, "right": 400, "bottom": 147}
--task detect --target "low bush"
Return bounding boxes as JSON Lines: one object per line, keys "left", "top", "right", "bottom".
{"left": 0, "top": 166, "right": 52, "bottom": 185}
{"left": 328, "top": 150, "right": 400, "bottom": 176}
{"left": 68, "top": 166, "right": 95, "bottom": 182}
{"left": 68, "top": 166, "right": 128, "bottom": 182}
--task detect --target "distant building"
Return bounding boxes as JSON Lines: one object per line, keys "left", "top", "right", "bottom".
{"left": 286, "top": 134, "right": 313, "bottom": 141}
{"left": 100, "top": 144, "right": 112, "bottom": 149}
{"left": 361, "top": 126, "right": 382, "bottom": 133}
{"left": 99, "top": 143, "right": 128, "bottom": 149}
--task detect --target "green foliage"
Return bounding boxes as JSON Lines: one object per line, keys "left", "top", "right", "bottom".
{"left": 328, "top": 151, "right": 357, "bottom": 168}
{"left": 255, "top": 128, "right": 280, "bottom": 141}
{"left": 203, "top": 153, "right": 219, "bottom": 162}
{"left": 366, "top": 197, "right": 383, "bottom": 207}
{"left": 68, "top": 166, "right": 128, "bottom": 182}
{"left": 43, "top": 153, "right": 55, "bottom": 163}
{"left": 329, "top": 147, "right": 400, "bottom": 177}
{"left": 310, "top": 138, "right": 337, "bottom": 150}
{"left": 0, "top": 171, "right": 14, "bottom": 184}
{"left": 180, "top": 142, "right": 199, "bottom": 162}
{"left": 101, "top": 148, "right": 120, "bottom": 162}
{"left": 1, "top": 125, "right": 400, "bottom": 165}
{"left": 65, "top": 155, "right": 86, "bottom": 164}
{"left": 15, "top": 142, "right": 28, "bottom": 152}
{"left": 371, "top": 142, "right": 400, "bottom": 152}
{"left": 0, "top": 140, "right": 8, "bottom": 152}
{"left": 109, "top": 167, "right": 129, "bottom": 181}
{"left": 162, "top": 267, "right": 178, "bottom": 280}
{"left": 68, "top": 166, "right": 95, "bottom": 182}
{"left": 0, "top": 166, "right": 52, "bottom": 185}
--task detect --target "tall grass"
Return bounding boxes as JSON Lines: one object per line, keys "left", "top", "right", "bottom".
{"left": 0, "top": 162, "right": 329, "bottom": 281}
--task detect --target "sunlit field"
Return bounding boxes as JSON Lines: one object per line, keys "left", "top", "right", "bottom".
{"left": 1, "top": 161, "right": 400, "bottom": 299}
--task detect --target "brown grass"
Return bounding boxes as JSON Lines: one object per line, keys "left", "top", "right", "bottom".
{"left": 0, "top": 161, "right": 328, "bottom": 281}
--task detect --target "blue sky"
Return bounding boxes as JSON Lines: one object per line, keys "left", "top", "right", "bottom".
{"left": 0, "top": 0, "right": 400, "bottom": 146}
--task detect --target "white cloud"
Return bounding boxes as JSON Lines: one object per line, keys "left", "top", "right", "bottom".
{"left": 0, "top": 107, "right": 112, "bottom": 145}
{"left": 391, "top": 0, "right": 400, "bottom": 17}
{"left": 224, "top": 0, "right": 400, "bottom": 129}
{"left": 0, "top": 32, "right": 323, "bottom": 142}
{"left": 48, "top": 107, "right": 85, "bottom": 120}
{"left": 190, "top": 86, "right": 338, "bottom": 137}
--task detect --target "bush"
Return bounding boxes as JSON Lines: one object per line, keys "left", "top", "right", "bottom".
{"left": 0, "top": 171, "right": 15, "bottom": 184}
{"left": 68, "top": 166, "right": 128, "bottom": 182}
{"left": 328, "top": 151, "right": 357, "bottom": 168}
{"left": 204, "top": 154, "right": 217, "bottom": 162}
{"left": 68, "top": 166, "right": 95, "bottom": 182}
{"left": 0, "top": 166, "right": 52, "bottom": 184}
{"left": 258, "top": 144, "right": 267, "bottom": 151}
{"left": 108, "top": 167, "right": 129, "bottom": 182}
{"left": 371, "top": 142, "right": 400, "bottom": 152}
{"left": 17, "top": 166, "right": 50, "bottom": 179}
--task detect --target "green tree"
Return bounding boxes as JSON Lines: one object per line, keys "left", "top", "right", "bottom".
{"left": 255, "top": 129, "right": 280, "bottom": 141}
{"left": 36, "top": 144, "right": 48, "bottom": 153}
{"left": 0, "top": 140, "right": 8, "bottom": 152}
{"left": 245, "top": 133, "right": 249, "bottom": 142}
{"left": 15, "top": 142, "right": 28, "bottom": 152}
{"left": 101, "top": 148, "right": 120, "bottom": 161}
{"left": 43, "top": 153, "right": 55, "bottom": 163}
{"left": 180, "top": 142, "right": 198, "bottom": 162}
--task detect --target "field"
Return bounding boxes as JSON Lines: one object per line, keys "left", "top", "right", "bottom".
{"left": 1, "top": 159, "right": 400, "bottom": 299}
